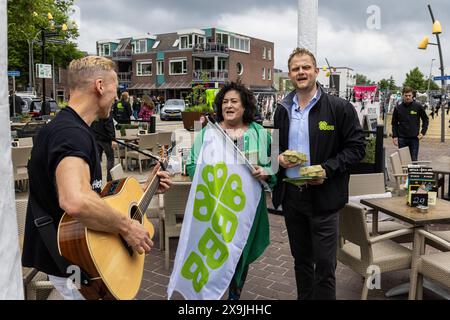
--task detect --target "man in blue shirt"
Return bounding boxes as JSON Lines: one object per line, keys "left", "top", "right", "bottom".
{"left": 273, "top": 48, "right": 365, "bottom": 300}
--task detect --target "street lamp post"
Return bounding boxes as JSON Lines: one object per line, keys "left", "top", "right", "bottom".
{"left": 418, "top": 4, "right": 446, "bottom": 142}
{"left": 427, "top": 58, "right": 435, "bottom": 104}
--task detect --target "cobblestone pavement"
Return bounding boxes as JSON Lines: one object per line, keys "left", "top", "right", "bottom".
{"left": 16, "top": 119, "right": 449, "bottom": 300}
{"left": 131, "top": 125, "right": 450, "bottom": 300}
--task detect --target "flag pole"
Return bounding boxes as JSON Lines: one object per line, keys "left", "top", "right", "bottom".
{"left": 205, "top": 114, "right": 271, "bottom": 192}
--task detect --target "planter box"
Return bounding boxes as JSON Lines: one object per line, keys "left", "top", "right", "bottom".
{"left": 181, "top": 111, "right": 207, "bottom": 131}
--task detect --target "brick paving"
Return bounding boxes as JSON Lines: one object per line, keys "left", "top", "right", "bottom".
{"left": 132, "top": 121, "right": 450, "bottom": 300}
{"left": 15, "top": 118, "right": 450, "bottom": 300}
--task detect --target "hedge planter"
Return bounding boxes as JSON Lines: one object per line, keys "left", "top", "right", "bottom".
{"left": 181, "top": 111, "right": 207, "bottom": 131}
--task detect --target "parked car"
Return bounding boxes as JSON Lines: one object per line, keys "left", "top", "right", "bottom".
{"left": 160, "top": 99, "right": 186, "bottom": 120}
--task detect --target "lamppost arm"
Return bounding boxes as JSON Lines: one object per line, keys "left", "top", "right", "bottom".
{"left": 427, "top": 4, "right": 446, "bottom": 142}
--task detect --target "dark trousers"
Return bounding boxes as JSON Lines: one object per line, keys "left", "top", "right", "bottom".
{"left": 97, "top": 140, "right": 115, "bottom": 181}
{"left": 398, "top": 137, "right": 419, "bottom": 162}
{"left": 282, "top": 184, "right": 339, "bottom": 300}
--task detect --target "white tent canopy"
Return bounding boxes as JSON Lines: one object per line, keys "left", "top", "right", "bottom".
{"left": 0, "top": 0, "right": 24, "bottom": 300}
{"left": 298, "top": 0, "right": 318, "bottom": 55}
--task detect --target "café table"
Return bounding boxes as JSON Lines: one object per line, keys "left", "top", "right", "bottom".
{"left": 360, "top": 197, "right": 450, "bottom": 299}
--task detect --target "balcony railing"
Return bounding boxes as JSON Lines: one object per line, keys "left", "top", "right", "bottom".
{"left": 112, "top": 49, "right": 132, "bottom": 61}
{"left": 193, "top": 42, "right": 229, "bottom": 54}
{"left": 193, "top": 69, "right": 229, "bottom": 81}
{"left": 117, "top": 72, "right": 132, "bottom": 83}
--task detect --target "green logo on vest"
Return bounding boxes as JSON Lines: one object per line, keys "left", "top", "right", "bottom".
{"left": 410, "top": 110, "right": 417, "bottom": 115}
{"left": 319, "top": 121, "right": 335, "bottom": 131}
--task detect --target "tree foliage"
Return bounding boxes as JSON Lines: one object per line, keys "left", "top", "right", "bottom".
{"left": 402, "top": 67, "right": 441, "bottom": 92}
{"left": 7, "top": 0, "right": 83, "bottom": 88}
{"left": 403, "top": 67, "right": 426, "bottom": 91}
{"left": 378, "top": 76, "right": 398, "bottom": 91}
{"left": 356, "top": 74, "right": 372, "bottom": 85}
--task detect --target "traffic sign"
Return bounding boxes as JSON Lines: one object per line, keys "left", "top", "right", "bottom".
{"left": 433, "top": 75, "right": 450, "bottom": 81}
{"left": 8, "top": 70, "right": 20, "bottom": 77}
{"left": 36, "top": 64, "right": 52, "bottom": 79}
{"left": 36, "top": 39, "right": 67, "bottom": 45}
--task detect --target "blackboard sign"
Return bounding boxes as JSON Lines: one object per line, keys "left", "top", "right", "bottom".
{"left": 410, "top": 193, "right": 428, "bottom": 207}
{"left": 364, "top": 115, "right": 378, "bottom": 131}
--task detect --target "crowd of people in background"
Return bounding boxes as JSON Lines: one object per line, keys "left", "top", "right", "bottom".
{"left": 111, "top": 92, "right": 164, "bottom": 125}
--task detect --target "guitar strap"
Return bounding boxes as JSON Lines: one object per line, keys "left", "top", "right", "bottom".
{"left": 29, "top": 192, "right": 92, "bottom": 287}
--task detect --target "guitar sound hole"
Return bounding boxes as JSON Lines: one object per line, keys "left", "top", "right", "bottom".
{"left": 120, "top": 205, "right": 143, "bottom": 257}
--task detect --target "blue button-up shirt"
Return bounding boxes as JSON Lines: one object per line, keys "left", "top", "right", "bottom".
{"left": 286, "top": 89, "right": 322, "bottom": 178}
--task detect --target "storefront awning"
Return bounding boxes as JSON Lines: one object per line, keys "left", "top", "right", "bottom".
{"left": 127, "top": 83, "right": 157, "bottom": 90}
{"left": 158, "top": 80, "right": 192, "bottom": 90}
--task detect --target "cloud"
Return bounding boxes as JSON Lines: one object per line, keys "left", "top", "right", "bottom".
{"left": 74, "top": 0, "right": 450, "bottom": 85}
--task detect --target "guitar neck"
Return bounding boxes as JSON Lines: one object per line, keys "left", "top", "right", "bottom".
{"left": 138, "top": 163, "right": 161, "bottom": 213}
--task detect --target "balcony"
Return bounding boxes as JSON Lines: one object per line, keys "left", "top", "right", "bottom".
{"left": 112, "top": 49, "right": 132, "bottom": 61}
{"left": 193, "top": 69, "right": 229, "bottom": 82}
{"left": 117, "top": 72, "right": 132, "bottom": 83}
{"left": 192, "top": 42, "right": 229, "bottom": 58}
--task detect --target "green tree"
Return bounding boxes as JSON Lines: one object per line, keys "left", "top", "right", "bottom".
{"left": 378, "top": 79, "right": 389, "bottom": 91}
{"left": 403, "top": 67, "right": 426, "bottom": 91}
{"left": 7, "top": 0, "right": 83, "bottom": 89}
{"left": 388, "top": 76, "right": 397, "bottom": 91}
{"left": 356, "top": 74, "right": 372, "bottom": 85}
{"left": 424, "top": 77, "right": 440, "bottom": 91}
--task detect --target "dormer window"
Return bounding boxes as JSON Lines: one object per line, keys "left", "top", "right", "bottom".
{"left": 98, "top": 43, "right": 111, "bottom": 56}
{"left": 134, "top": 39, "right": 147, "bottom": 54}
{"left": 180, "top": 35, "right": 193, "bottom": 49}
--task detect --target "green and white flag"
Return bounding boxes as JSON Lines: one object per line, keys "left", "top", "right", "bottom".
{"left": 167, "top": 125, "right": 262, "bottom": 300}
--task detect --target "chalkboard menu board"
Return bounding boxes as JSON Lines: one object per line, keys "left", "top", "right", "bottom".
{"left": 410, "top": 193, "right": 428, "bottom": 207}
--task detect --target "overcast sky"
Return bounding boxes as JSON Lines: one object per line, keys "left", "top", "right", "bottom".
{"left": 72, "top": 0, "right": 450, "bottom": 84}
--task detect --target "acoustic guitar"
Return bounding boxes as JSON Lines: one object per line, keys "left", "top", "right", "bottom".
{"left": 57, "top": 162, "right": 162, "bottom": 300}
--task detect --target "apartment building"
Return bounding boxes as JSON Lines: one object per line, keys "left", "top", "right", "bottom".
{"left": 96, "top": 28, "right": 275, "bottom": 100}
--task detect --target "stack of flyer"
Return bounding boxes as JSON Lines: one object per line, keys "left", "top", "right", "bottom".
{"left": 406, "top": 165, "right": 437, "bottom": 206}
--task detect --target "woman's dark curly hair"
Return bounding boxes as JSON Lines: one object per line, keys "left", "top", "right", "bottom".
{"left": 214, "top": 82, "right": 256, "bottom": 124}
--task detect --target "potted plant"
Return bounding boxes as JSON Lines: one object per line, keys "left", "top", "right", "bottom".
{"left": 182, "top": 78, "right": 216, "bottom": 131}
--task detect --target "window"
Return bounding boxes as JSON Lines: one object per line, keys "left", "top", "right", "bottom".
{"left": 263, "top": 47, "right": 266, "bottom": 59}
{"left": 268, "top": 48, "right": 272, "bottom": 61}
{"left": 98, "top": 43, "right": 111, "bottom": 56}
{"left": 216, "top": 32, "right": 229, "bottom": 45}
{"left": 262, "top": 67, "right": 266, "bottom": 80}
{"left": 229, "top": 35, "right": 250, "bottom": 53}
{"left": 218, "top": 59, "right": 226, "bottom": 71}
{"left": 237, "top": 62, "right": 243, "bottom": 75}
{"left": 268, "top": 68, "right": 272, "bottom": 80}
{"left": 172, "top": 39, "right": 180, "bottom": 47}
{"left": 136, "top": 60, "right": 152, "bottom": 76}
{"left": 157, "top": 60, "right": 164, "bottom": 75}
{"left": 194, "top": 35, "right": 205, "bottom": 46}
{"left": 170, "top": 59, "right": 187, "bottom": 75}
{"left": 152, "top": 41, "right": 161, "bottom": 49}
{"left": 134, "top": 39, "right": 147, "bottom": 54}
{"left": 180, "top": 35, "right": 193, "bottom": 49}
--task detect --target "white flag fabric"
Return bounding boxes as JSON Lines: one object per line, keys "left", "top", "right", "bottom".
{"left": 167, "top": 125, "right": 262, "bottom": 300}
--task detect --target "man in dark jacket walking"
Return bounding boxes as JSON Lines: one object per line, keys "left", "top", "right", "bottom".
{"left": 91, "top": 112, "right": 116, "bottom": 181}
{"left": 273, "top": 48, "right": 365, "bottom": 300}
{"left": 391, "top": 87, "right": 429, "bottom": 161}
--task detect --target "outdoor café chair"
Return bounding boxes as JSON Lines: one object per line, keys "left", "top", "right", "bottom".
{"left": 338, "top": 202, "right": 413, "bottom": 299}
{"left": 409, "top": 229, "right": 450, "bottom": 300}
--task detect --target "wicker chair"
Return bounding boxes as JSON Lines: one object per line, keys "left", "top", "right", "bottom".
{"left": 398, "top": 146, "right": 431, "bottom": 167}
{"left": 349, "top": 173, "right": 411, "bottom": 242}
{"left": 389, "top": 152, "right": 408, "bottom": 195}
{"left": 15, "top": 199, "right": 55, "bottom": 300}
{"left": 11, "top": 146, "right": 32, "bottom": 192}
{"left": 159, "top": 182, "right": 191, "bottom": 269}
{"left": 337, "top": 203, "right": 413, "bottom": 299}
{"left": 410, "top": 229, "right": 450, "bottom": 300}
{"left": 125, "top": 133, "right": 158, "bottom": 173}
